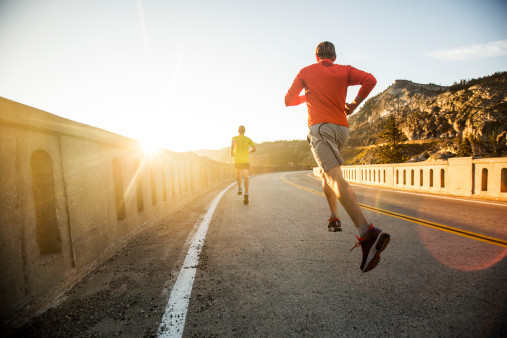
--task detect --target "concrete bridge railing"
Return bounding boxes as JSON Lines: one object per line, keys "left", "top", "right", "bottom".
{"left": 0, "top": 97, "right": 235, "bottom": 324}
{"left": 314, "top": 157, "right": 507, "bottom": 201}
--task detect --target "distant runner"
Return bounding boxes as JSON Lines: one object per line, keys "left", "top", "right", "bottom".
{"left": 231, "top": 125, "right": 256, "bottom": 205}
{"left": 285, "top": 41, "right": 390, "bottom": 272}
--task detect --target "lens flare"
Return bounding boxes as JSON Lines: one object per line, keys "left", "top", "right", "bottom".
{"left": 417, "top": 226, "right": 507, "bottom": 272}
{"left": 368, "top": 188, "right": 506, "bottom": 272}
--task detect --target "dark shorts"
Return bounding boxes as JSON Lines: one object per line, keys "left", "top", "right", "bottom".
{"left": 235, "top": 163, "right": 250, "bottom": 170}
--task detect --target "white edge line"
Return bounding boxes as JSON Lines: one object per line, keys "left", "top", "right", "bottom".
{"left": 157, "top": 183, "right": 234, "bottom": 338}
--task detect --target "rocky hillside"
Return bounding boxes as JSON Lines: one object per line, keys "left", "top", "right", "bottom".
{"left": 348, "top": 72, "right": 507, "bottom": 159}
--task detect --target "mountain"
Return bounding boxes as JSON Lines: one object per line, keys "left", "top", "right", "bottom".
{"left": 347, "top": 72, "right": 507, "bottom": 160}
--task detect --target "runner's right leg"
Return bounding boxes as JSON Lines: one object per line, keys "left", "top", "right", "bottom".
{"left": 236, "top": 168, "right": 242, "bottom": 194}
{"left": 243, "top": 169, "right": 249, "bottom": 204}
{"left": 325, "top": 166, "right": 390, "bottom": 272}
{"left": 243, "top": 169, "right": 249, "bottom": 194}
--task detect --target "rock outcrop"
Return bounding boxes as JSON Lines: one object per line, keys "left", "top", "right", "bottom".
{"left": 348, "top": 72, "right": 507, "bottom": 158}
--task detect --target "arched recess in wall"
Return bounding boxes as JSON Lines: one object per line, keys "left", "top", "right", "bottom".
{"left": 501, "top": 168, "right": 507, "bottom": 193}
{"left": 162, "top": 170, "right": 168, "bottom": 202}
{"left": 150, "top": 166, "right": 157, "bottom": 206}
{"left": 201, "top": 165, "right": 208, "bottom": 189}
{"left": 135, "top": 159, "right": 144, "bottom": 212}
{"left": 183, "top": 162, "right": 189, "bottom": 193}
{"left": 481, "top": 168, "right": 488, "bottom": 191}
{"left": 112, "top": 158, "right": 126, "bottom": 220}
{"left": 31, "top": 150, "right": 62, "bottom": 254}
{"left": 171, "top": 167, "right": 177, "bottom": 197}
{"left": 187, "top": 162, "right": 192, "bottom": 193}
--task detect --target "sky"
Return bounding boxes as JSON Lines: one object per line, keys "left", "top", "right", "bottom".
{"left": 1, "top": 0, "right": 506, "bottom": 152}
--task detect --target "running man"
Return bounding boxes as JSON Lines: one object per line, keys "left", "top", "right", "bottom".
{"left": 231, "top": 125, "right": 256, "bottom": 205}
{"left": 285, "top": 41, "right": 390, "bottom": 272}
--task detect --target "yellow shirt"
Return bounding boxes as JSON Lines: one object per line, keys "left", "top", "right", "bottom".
{"left": 232, "top": 135, "right": 254, "bottom": 164}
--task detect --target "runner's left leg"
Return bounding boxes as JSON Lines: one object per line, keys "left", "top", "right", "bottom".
{"left": 242, "top": 169, "right": 250, "bottom": 204}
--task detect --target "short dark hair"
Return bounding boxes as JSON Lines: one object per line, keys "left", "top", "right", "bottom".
{"left": 238, "top": 125, "right": 245, "bottom": 134}
{"left": 316, "top": 41, "right": 336, "bottom": 60}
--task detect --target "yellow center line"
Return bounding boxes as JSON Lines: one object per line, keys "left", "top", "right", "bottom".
{"left": 281, "top": 173, "right": 507, "bottom": 248}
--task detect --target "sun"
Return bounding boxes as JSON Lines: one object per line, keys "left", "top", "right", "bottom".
{"left": 139, "top": 138, "right": 162, "bottom": 155}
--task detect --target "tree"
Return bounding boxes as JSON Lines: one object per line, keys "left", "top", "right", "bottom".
{"left": 456, "top": 137, "right": 473, "bottom": 157}
{"left": 376, "top": 113, "right": 406, "bottom": 163}
{"left": 379, "top": 114, "right": 404, "bottom": 146}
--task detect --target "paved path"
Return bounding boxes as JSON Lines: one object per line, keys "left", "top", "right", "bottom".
{"left": 10, "top": 171, "right": 507, "bottom": 337}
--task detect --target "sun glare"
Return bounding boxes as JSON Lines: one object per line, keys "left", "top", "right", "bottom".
{"left": 139, "top": 139, "right": 162, "bottom": 155}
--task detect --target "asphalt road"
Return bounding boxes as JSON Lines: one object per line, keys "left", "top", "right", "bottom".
{"left": 9, "top": 171, "right": 507, "bottom": 337}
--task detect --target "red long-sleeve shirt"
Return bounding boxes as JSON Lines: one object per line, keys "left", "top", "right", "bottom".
{"left": 285, "top": 60, "right": 376, "bottom": 127}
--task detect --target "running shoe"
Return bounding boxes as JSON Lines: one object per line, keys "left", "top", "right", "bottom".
{"left": 328, "top": 217, "right": 342, "bottom": 232}
{"left": 243, "top": 194, "right": 249, "bottom": 205}
{"left": 237, "top": 189, "right": 242, "bottom": 195}
{"left": 351, "top": 225, "right": 390, "bottom": 272}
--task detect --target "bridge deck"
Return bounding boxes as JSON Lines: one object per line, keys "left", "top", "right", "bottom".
{"left": 9, "top": 171, "right": 507, "bottom": 337}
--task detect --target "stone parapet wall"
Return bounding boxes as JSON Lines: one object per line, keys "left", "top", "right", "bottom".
{"left": 313, "top": 157, "right": 507, "bottom": 201}
{"left": 0, "top": 97, "right": 234, "bottom": 324}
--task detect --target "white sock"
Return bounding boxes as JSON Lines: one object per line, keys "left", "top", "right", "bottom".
{"left": 359, "top": 223, "right": 371, "bottom": 237}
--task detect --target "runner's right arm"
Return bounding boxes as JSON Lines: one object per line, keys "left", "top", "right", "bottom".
{"left": 285, "top": 71, "right": 307, "bottom": 106}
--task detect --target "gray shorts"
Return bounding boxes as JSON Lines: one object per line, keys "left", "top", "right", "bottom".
{"left": 308, "top": 123, "right": 349, "bottom": 172}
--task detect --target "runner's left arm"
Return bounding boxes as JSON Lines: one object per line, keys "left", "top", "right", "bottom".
{"left": 345, "top": 66, "right": 377, "bottom": 115}
{"left": 285, "top": 71, "right": 306, "bottom": 106}
{"left": 230, "top": 139, "right": 235, "bottom": 157}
